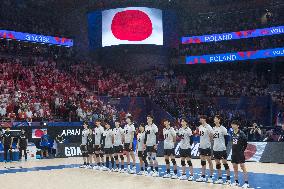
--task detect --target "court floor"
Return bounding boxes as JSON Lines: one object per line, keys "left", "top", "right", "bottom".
{"left": 0, "top": 157, "right": 283, "bottom": 189}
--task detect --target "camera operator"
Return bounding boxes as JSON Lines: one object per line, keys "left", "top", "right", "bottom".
{"left": 248, "top": 123, "right": 262, "bottom": 141}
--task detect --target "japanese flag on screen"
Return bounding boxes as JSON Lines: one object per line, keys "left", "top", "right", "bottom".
{"left": 102, "top": 7, "right": 163, "bottom": 47}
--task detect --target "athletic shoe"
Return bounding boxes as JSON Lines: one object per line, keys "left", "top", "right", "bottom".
{"left": 230, "top": 182, "right": 240, "bottom": 187}
{"left": 224, "top": 180, "right": 231, "bottom": 185}
{"left": 207, "top": 177, "right": 214, "bottom": 183}
{"left": 214, "top": 179, "right": 223, "bottom": 184}
{"left": 188, "top": 176, "right": 194, "bottom": 181}
{"left": 129, "top": 169, "right": 136, "bottom": 174}
{"left": 79, "top": 165, "right": 86, "bottom": 168}
{"left": 101, "top": 166, "right": 110, "bottom": 171}
{"left": 152, "top": 171, "right": 159, "bottom": 177}
{"left": 179, "top": 175, "right": 187, "bottom": 180}
{"left": 113, "top": 168, "right": 119, "bottom": 172}
{"left": 242, "top": 183, "right": 250, "bottom": 188}
{"left": 85, "top": 165, "right": 92, "bottom": 169}
{"left": 93, "top": 165, "right": 98, "bottom": 170}
{"left": 148, "top": 171, "right": 154, "bottom": 176}
{"left": 147, "top": 167, "right": 152, "bottom": 172}
{"left": 143, "top": 171, "right": 149, "bottom": 176}
{"left": 119, "top": 169, "right": 126, "bottom": 173}
{"left": 196, "top": 177, "right": 206, "bottom": 182}
{"left": 137, "top": 171, "right": 144, "bottom": 175}
{"left": 110, "top": 168, "right": 115, "bottom": 172}
{"left": 163, "top": 173, "right": 171, "bottom": 178}
{"left": 171, "top": 174, "right": 178, "bottom": 179}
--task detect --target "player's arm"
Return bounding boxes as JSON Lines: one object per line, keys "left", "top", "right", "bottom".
{"left": 208, "top": 126, "right": 214, "bottom": 142}
{"left": 154, "top": 126, "right": 158, "bottom": 149}
{"left": 111, "top": 131, "right": 114, "bottom": 144}
{"left": 188, "top": 128, "right": 194, "bottom": 145}
{"left": 223, "top": 127, "right": 229, "bottom": 147}
{"left": 172, "top": 129, "right": 177, "bottom": 143}
{"left": 10, "top": 137, "right": 14, "bottom": 148}
{"left": 241, "top": 132, "right": 248, "bottom": 151}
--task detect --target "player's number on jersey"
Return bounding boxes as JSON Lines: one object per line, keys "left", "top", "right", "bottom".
{"left": 213, "top": 133, "right": 220, "bottom": 139}
{"left": 199, "top": 131, "right": 205, "bottom": 136}
{"left": 233, "top": 138, "right": 238, "bottom": 144}
{"left": 164, "top": 134, "right": 169, "bottom": 139}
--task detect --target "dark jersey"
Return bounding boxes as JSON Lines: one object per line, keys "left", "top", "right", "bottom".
{"left": 87, "top": 133, "right": 95, "bottom": 148}
{"left": 2, "top": 131, "right": 12, "bottom": 146}
{"left": 231, "top": 130, "right": 247, "bottom": 154}
{"left": 18, "top": 133, "right": 28, "bottom": 147}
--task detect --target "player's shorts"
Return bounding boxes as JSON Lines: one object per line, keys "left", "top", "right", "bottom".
{"left": 113, "top": 145, "right": 123, "bottom": 154}
{"left": 231, "top": 153, "right": 245, "bottom": 164}
{"left": 104, "top": 148, "right": 113, "bottom": 155}
{"left": 180, "top": 148, "right": 191, "bottom": 158}
{"left": 146, "top": 146, "right": 157, "bottom": 153}
{"left": 80, "top": 145, "right": 88, "bottom": 157}
{"left": 199, "top": 148, "right": 212, "bottom": 156}
{"left": 94, "top": 145, "right": 101, "bottom": 152}
{"left": 164, "top": 148, "right": 175, "bottom": 156}
{"left": 87, "top": 145, "right": 94, "bottom": 154}
{"left": 138, "top": 151, "right": 147, "bottom": 158}
{"left": 124, "top": 143, "right": 134, "bottom": 152}
{"left": 213, "top": 150, "right": 228, "bottom": 160}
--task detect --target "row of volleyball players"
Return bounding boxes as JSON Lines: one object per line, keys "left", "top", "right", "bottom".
{"left": 79, "top": 115, "right": 250, "bottom": 188}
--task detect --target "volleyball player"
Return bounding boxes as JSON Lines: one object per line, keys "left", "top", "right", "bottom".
{"left": 145, "top": 115, "right": 159, "bottom": 177}
{"left": 123, "top": 116, "right": 136, "bottom": 174}
{"left": 212, "top": 115, "right": 231, "bottom": 184}
{"left": 17, "top": 129, "right": 28, "bottom": 161}
{"left": 230, "top": 120, "right": 250, "bottom": 188}
{"left": 178, "top": 118, "right": 194, "bottom": 181}
{"left": 93, "top": 119, "right": 105, "bottom": 170}
{"left": 2, "top": 127, "right": 13, "bottom": 163}
{"left": 196, "top": 115, "right": 214, "bottom": 183}
{"left": 136, "top": 124, "right": 148, "bottom": 175}
{"left": 80, "top": 122, "right": 90, "bottom": 168}
{"left": 102, "top": 120, "right": 114, "bottom": 171}
{"left": 162, "top": 119, "right": 178, "bottom": 179}
{"left": 113, "top": 120, "right": 125, "bottom": 172}
{"left": 86, "top": 127, "right": 95, "bottom": 169}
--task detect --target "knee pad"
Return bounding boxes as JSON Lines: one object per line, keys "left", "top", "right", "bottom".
{"left": 216, "top": 163, "right": 221, "bottom": 170}
{"left": 100, "top": 154, "right": 104, "bottom": 158}
{"left": 201, "top": 160, "right": 206, "bottom": 166}
{"left": 181, "top": 160, "right": 186, "bottom": 166}
{"left": 114, "top": 155, "right": 118, "bottom": 160}
{"left": 171, "top": 159, "right": 176, "bottom": 165}
{"left": 148, "top": 156, "right": 152, "bottom": 161}
{"left": 187, "top": 160, "right": 192, "bottom": 167}
{"left": 96, "top": 154, "right": 100, "bottom": 158}
{"left": 165, "top": 159, "right": 170, "bottom": 165}
{"left": 120, "top": 155, "right": 124, "bottom": 160}
{"left": 223, "top": 163, "right": 229, "bottom": 170}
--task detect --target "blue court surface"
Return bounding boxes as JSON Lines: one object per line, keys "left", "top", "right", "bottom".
{"left": 0, "top": 163, "right": 283, "bottom": 189}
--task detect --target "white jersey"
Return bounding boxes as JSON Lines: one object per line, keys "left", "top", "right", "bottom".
{"left": 137, "top": 132, "right": 145, "bottom": 151}
{"left": 163, "top": 127, "right": 176, "bottom": 149}
{"left": 145, "top": 123, "right": 158, "bottom": 146}
{"left": 94, "top": 126, "right": 104, "bottom": 145}
{"left": 199, "top": 124, "right": 213, "bottom": 149}
{"left": 113, "top": 127, "right": 124, "bottom": 146}
{"left": 213, "top": 125, "right": 228, "bottom": 151}
{"left": 178, "top": 127, "right": 192, "bottom": 149}
{"left": 81, "top": 129, "right": 90, "bottom": 145}
{"left": 103, "top": 128, "right": 113, "bottom": 148}
{"left": 124, "top": 123, "right": 135, "bottom": 143}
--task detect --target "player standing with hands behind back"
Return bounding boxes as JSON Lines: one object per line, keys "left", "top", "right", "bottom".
{"left": 145, "top": 115, "right": 159, "bottom": 177}
{"left": 196, "top": 115, "right": 214, "bottom": 183}
{"left": 230, "top": 120, "right": 250, "bottom": 188}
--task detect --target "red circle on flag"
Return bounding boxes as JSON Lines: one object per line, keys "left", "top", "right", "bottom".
{"left": 244, "top": 143, "right": 257, "bottom": 160}
{"left": 111, "top": 10, "right": 153, "bottom": 41}
{"left": 35, "top": 129, "right": 44, "bottom": 138}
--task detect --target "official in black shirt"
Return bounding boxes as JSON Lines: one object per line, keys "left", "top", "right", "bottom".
{"left": 2, "top": 127, "right": 13, "bottom": 162}
{"left": 17, "top": 129, "right": 28, "bottom": 161}
{"left": 55, "top": 133, "right": 65, "bottom": 158}
{"left": 230, "top": 120, "right": 249, "bottom": 188}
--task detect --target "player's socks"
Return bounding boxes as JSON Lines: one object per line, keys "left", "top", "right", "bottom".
{"left": 202, "top": 175, "right": 206, "bottom": 178}
{"left": 167, "top": 169, "right": 170, "bottom": 174}
{"left": 235, "top": 180, "right": 239, "bottom": 183}
{"left": 245, "top": 181, "right": 249, "bottom": 184}
{"left": 97, "top": 162, "right": 101, "bottom": 166}
{"left": 219, "top": 177, "right": 222, "bottom": 179}
{"left": 174, "top": 170, "right": 177, "bottom": 174}
{"left": 226, "top": 176, "right": 230, "bottom": 180}
{"left": 141, "top": 167, "right": 144, "bottom": 171}
{"left": 155, "top": 167, "right": 158, "bottom": 172}
{"left": 116, "top": 164, "right": 119, "bottom": 169}
{"left": 111, "top": 157, "right": 114, "bottom": 168}
{"left": 121, "top": 164, "right": 124, "bottom": 169}
{"left": 151, "top": 166, "right": 154, "bottom": 171}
